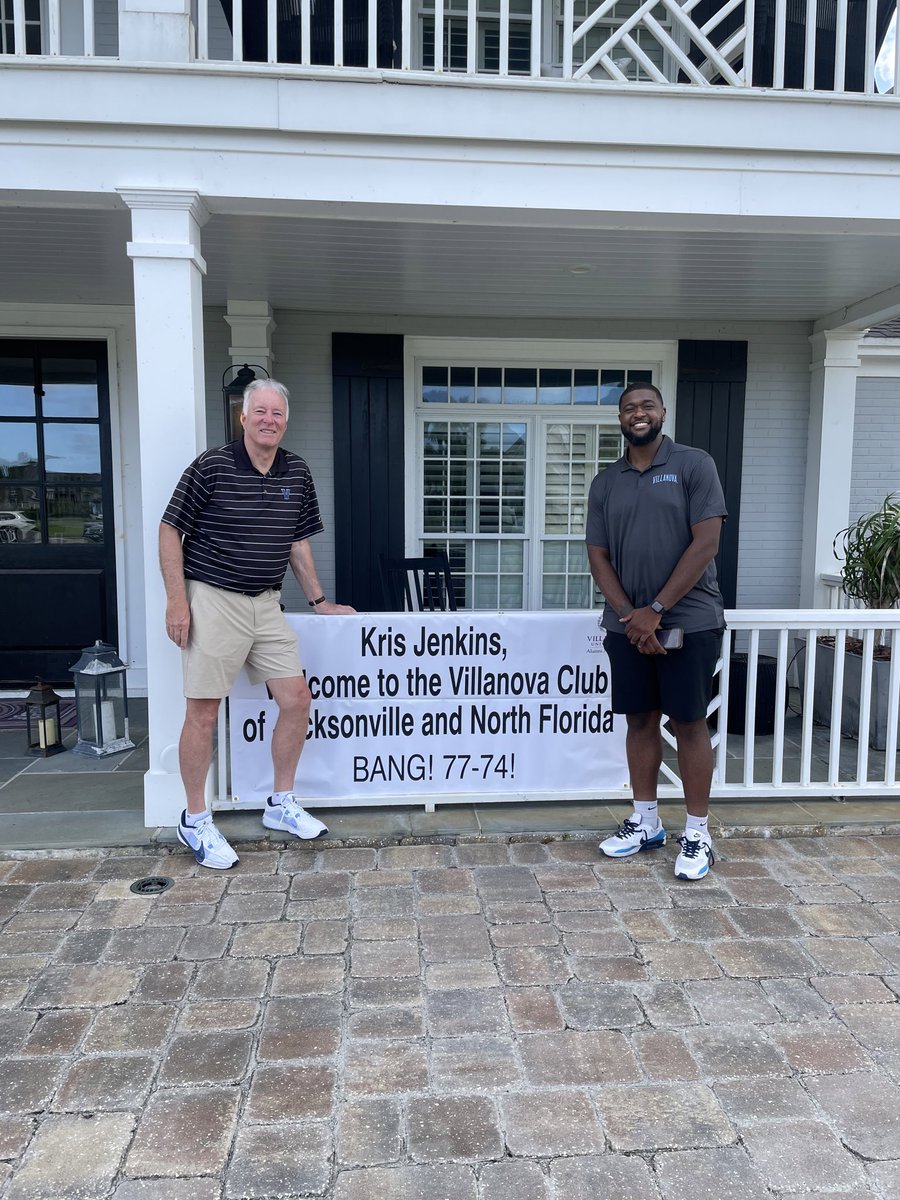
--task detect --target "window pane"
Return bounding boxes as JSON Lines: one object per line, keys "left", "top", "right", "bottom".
{"left": 423, "top": 421, "right": 448, "bottom": 456}
{"left": 41, "top": 359, "right": 99, "bottom": 418}
{"left": 474, "top": 575, "right": 499, "bottom": 607}
{"left": 627, "top": 368, "right": 653, "bottom": 388}
{"left": 0, "top": 423, "right": 38, "bottom": 478}
{"left": 504, "top": 368, "right": 536, "bottom": 405}
{"left": 422, "top": 366, "right": 448, "bottom": 404}
{"left": 477, "top": 367, "right": 502, "bottom": 404}
{"left": 450, "top": 366, "right": 475, "bottom": 404}
{"left": 473, "top": 541, "right": 499, "bottom": 571}
{"left": 43, "top": 425, "right": 101, "bottom": 480}
{"left": 499, "top": 541, "right": 524, "bottom": 570}
{"left": 0, "top": 485, "right": 41, "bottom": 543}
{"left": 574, "top": 369, "right": 598, "bottom": 405}
{"left": 46, "top": 486, "right": 104, "bottom": 544}
{"left": 538, "top": 367, "right": 571, "bottom": 405}
{"left": 0, "top": 358, "right": 36, "bottom": 417}
{"left": 600, "top": 368, "right": 625, "bottom": 405}
{"left": 498, "top": 574, "right": 524, "bottom": 607}
{"left": 449, "top": 423, "right": 474, "bottom": 457}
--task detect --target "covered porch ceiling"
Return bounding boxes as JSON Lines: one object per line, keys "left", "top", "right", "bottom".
{"left": 2, "top": 203, "right": 900, "bottom": 325}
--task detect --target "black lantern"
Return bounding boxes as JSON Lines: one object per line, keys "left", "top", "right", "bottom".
{"left": 70, "top": 641, "right": 135, "bottom": 758}
{"left": 222, "top": 363, "right": 269, "bottom": 443}
{"left": 25, "top": 679, "right": 66, "bottom": 757}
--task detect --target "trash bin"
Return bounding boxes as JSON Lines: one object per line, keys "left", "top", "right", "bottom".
{"left": 726, "top": 653, "right": 782, "bottom": 736}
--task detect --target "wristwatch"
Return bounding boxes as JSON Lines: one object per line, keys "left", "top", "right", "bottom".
{"left": 650, "top": 599, "right": 667, "bottom": 615}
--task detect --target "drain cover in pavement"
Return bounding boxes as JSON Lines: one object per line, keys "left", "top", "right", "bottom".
{"left": 129, "top": 876, "right": 174, "bottom": 896}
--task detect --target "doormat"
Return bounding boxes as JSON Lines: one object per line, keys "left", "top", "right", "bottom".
{"left": 0, "top": 701, "right": 78, "bottom": 731}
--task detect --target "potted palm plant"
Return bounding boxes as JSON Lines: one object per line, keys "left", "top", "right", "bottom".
{"left": 807, "top": 494, "right": 899, "bottom": 750}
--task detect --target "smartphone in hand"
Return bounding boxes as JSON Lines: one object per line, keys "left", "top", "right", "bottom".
{"left": 657, "top": 627, "right": 684, "bottom": 650}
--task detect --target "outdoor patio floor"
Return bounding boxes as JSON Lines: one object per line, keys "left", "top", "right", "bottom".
{"left": 2, "top": 832, "right": 900, "bottom": 1198}
{"left": 2, "top": 705, "right": 900, "bottom": 1198}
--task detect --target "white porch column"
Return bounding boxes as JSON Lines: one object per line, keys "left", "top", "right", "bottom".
{"left": 799, "top": 329, "right": 861, "bottom": 607}
{"left": 120, "top": 188, "right": 210, "bottom": 828}
{"left": 224, "top": 300, "right": 277, "bottom": 377}
{"left": 118, "top": 0, "right": 194, "bottom": 63}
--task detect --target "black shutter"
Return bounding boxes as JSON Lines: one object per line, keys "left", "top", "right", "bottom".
{"left": 674, "top": 340, "right": 747, "bottom": 609}
{"left": 332, "top": 333, "right": 405, "bottom": 612}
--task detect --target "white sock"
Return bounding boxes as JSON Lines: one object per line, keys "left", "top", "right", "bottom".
{"left": 685, "top": 813, "right": 709, "bottom": 836}
{"left": 634, "top": 801, "right": 659, "bottom": 829}
{"left": 184, "top": 808, "right": 210, "bottom": 827}
{"left": 271, "top": 791, "right": 293, "bottom": 805}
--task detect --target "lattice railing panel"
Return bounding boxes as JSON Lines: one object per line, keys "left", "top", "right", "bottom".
{"left": 566, "top": 0, "right": 749, "bottom": 83}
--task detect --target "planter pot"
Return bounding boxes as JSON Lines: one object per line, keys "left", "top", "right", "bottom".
{"left": 795, "top": 637, "right": 895, "bottom": 751}
{"left": 723, "top": 653, "right": 784, "bottom": 736}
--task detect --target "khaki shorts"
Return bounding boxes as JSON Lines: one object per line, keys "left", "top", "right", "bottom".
{"left": 182, "top": 580, "right": 303, "bottom": 699}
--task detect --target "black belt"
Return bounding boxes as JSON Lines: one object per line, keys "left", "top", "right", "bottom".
{"left": 235, "top": 587, "right": 275, "bottom": 597}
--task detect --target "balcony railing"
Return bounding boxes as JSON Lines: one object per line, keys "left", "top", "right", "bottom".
{"left": 2, "top": 0, "right": 898, "bottom": 97}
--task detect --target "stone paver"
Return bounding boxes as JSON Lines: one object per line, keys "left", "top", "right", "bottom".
{"left": 1, "top": 830, "right": 900, "bottom": 1197}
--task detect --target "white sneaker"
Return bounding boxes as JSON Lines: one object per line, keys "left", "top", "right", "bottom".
{"left": 674, "top": 831, "right": 715, "bottom": 881}
{"left": 176, "top": 810, "right": 239, "bottom": 870}
{"left": 263, "top": 795, "right": 329, "bottom": 840}
{"left": 599, "top": 816, "right": 666, "bottom": 858}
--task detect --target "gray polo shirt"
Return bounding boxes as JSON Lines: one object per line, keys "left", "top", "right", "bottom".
{"left": 586, "top": 435, "right": 727, "bottom": 635}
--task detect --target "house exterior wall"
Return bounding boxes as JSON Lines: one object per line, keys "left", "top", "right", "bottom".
{"left": 850, "top": 376, "right": 900, "bottom": 524}
{"left": 738, "top": 325, "right": 813, "bottom": 609}
{"left": 231, "top": 311, "right": 815, "bottom": 614}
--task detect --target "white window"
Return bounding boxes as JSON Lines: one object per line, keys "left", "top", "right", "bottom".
{"left": 408, "top": 340, "right": 677, "bottom": 610}
{"left": 418, "top": 0, "right": 534, "bottom": 73}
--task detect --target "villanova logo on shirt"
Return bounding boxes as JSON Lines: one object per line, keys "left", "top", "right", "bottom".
{"left": 281, "top": 487, "right": 292, "bottom": 500}
{"left": 652, "top": 473, "right": 678, "bottom": 485}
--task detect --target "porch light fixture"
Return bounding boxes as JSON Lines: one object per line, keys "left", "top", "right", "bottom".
{"left": 223, "top": 363, "right": 269, "bottom": 443}
{"left": 70, "top": 641, "right": 135, "bottom": 758}
{"left": 24, "top": 680, "right": 66, "bottom": 757}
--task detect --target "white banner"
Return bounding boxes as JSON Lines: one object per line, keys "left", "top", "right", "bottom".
{"left": 227, "top": 612, "right": 627, "bottom": 809}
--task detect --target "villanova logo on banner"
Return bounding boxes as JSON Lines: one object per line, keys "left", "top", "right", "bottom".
{"left": 281, "top": 488, "right": 291, "bottom": 500}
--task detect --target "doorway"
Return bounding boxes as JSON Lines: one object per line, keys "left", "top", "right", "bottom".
{"left": 0, "top": 340, "right": 117, "bottom": 684}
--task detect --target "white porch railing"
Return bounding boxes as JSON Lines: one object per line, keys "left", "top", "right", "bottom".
{"left": 3, "top": 0, "right": 898, "bottom": 100}
{"left": 691, "top": 607, "right": 899, "bottom": 799}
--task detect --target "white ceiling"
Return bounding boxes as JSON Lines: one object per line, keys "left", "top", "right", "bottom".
{"left": 2, "top": 205, "right": 900, "bottom": 323}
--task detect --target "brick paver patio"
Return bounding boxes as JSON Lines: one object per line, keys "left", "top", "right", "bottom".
{"left": 1, "top": 832, "right": 900, "bottom": 1199}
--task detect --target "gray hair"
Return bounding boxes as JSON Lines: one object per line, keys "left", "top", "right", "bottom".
{"left": 243, "top": 378, "right": 290, "bottom": 418}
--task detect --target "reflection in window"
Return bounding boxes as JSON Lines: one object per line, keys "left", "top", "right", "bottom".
{"left": 0, "top": 359, "right": 36, "bottom": 417}
{"left": 0, "top": 485, "right": 41, "bottom": 543}
{"left": 0, "top": 423, "right": 38, "bottom": 478}
{"left": 46, "top": 486, "right": 104, "bottom": 544}
{"left": 43, "top": 425, "right": 101, "bottom": 480}
{"left": 41, "top": 360, "right": 99, "bottom": 418}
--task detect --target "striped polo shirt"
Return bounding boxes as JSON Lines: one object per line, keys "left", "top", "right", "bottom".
{"left": 162, "top": 438, "right": 324, "bottom": 593}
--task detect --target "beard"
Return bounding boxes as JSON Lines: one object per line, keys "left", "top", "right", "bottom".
{"left": 621, "top": 416, "right": 664, "bottom": 447}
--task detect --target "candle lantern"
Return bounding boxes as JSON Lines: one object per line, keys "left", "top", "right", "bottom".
{"left": 70, "top": 641, "right": 135, "bottom": 758}
{"left": 25, "top": 680, "right": 66, "bottom": 757}
{"left": 222, "top": 362, "right": 269, "bottom": 442}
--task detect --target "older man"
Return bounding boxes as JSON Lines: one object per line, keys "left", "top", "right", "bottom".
{"left": 160, "top": 379, "right": 353, "bottom": 869}
{"left": 586, "top": 382, "right": 726, "bottom": 881}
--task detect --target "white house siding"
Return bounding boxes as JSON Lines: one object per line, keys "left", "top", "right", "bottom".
{"left": 850, "top": 377, "right": 900, "bottom": 523}
{"left": 206, "top": 311, "right": 816, "bottom": 613}
{"left": 737, "top": 326, "right": 812, "bottom": 610}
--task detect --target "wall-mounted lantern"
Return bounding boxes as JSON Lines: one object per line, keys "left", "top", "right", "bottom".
{"left": 25, "top": 680, "right": 66, "bottom": 757}
{"left": 222, "top": 363, "right": 269, "bottom": 443}
{"left": 70, "top": 641, "right": 135, "bottom": 758}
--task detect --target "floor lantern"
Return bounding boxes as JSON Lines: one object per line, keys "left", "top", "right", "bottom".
{"left": 25, "top": 680, "right": 66, "bottom": 757}
{"left": 70, "top": 641, "right": 136, "bottom": 757}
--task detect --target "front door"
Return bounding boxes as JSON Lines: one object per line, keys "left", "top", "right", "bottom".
{"left": 0, "top": 340, "right": 117, "bottom": 685}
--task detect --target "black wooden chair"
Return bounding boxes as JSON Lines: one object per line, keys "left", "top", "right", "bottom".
{"left": 379, "top": 552, "right": 459, "bottom": 612}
